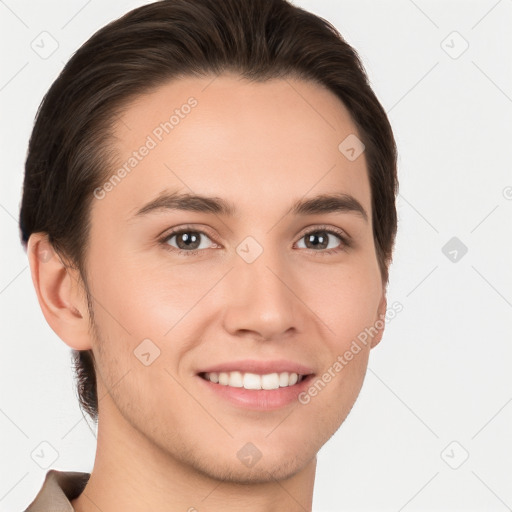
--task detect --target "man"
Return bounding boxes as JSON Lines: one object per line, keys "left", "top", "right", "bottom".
{"left": 20, "top": 0, "right": 398, "bottom": 510}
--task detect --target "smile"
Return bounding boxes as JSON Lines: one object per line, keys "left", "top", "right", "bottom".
{"left": 200, "top": 371, "right": 306, "bottom": 390}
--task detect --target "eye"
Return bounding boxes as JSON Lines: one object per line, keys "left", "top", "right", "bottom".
{"left": 295, "top": 226, "right": 349, "bottom": 254}
{"left": 159, "top": 225, "right": 350, "bottom": 257}
{"left": 160, "top": 227, "right": 218, "bottom": 256}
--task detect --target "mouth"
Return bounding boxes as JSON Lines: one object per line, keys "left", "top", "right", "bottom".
{"left": 196, "top": 370, "right": 315, "bottom": 411}
{"left": 198, "top": 371, "right": 311, "bottom": 390}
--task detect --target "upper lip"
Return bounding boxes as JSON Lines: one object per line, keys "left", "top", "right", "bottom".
{"left": 197, "top": 359, "right": 314, "bottom": 376}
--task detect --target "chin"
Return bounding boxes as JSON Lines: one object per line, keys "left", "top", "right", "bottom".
{"left": 194, "top": 452, "right": 313, "bottom": 485}
{"left": 195, "top": 431, "right": 322, "bottom": 483}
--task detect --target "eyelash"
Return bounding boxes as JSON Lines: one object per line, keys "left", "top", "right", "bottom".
{"left": 158, "top": 224, "right": 351, "bottom": 257}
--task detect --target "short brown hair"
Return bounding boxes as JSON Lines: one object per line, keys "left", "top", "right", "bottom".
{"left": 19, "top": 0, "right": 398, "bottom": 423}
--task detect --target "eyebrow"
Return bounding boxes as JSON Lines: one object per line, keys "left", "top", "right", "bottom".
{"left": 131, "top": 190, "right": 368, "bottom": 222}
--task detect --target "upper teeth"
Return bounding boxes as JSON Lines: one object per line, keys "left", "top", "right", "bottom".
{"left": 204, "top": 371, "right": 303, "bottom": 390}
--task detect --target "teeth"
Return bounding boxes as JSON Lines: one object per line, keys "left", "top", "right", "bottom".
{"left": 278, "top": 372, "right": 289, "bottom": 387}
{"left": 228, "top": 371, "right": 243, "bottom": 387}
{"left": 261, "top": 373, "right": 280, "bottom": 390}
{"left": 244, "top": 372, "right": 262, "bottom": 389}
{"left": 203, "top": 371, "right": 303, "bottom": 389}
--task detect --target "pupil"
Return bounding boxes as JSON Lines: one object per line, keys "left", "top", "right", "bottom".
{"left": 307, "top": 232, "right": 327, "bottom": 249}
{"left": 179, "top": 232, "right": 199, "bottom": 249}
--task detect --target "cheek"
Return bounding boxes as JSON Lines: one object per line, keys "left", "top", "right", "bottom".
{"left": 89, "top": 235, "right": 382, "bottom": 363}
{"left": 88, "top": 263, "right": 194, "bottom": 419}
{"left": 300, "top": 259, "right": 383, "bottom": 344}
{"left": 96, "top": 260, "right": 381, "bottom": 354}
{"left": 91, "top": 253, "right": 202, "bottom": 334}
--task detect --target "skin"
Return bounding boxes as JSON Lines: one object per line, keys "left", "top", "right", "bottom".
{"left": 28, "top": 74, "right": 387, "bottom": 512}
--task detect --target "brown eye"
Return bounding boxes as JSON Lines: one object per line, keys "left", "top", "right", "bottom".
{"left": 295, "top": 227, "right": 349, "bottom": 254}
{"left": 162, "top": 229, "right": 216, "bottom": 254}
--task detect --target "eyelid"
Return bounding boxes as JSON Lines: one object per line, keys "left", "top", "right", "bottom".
{"left": 158, "top": 224, "right": 219, "bottom": 253}
{"left": 296, "top": 223, "right": 349, "bottom": 242}
{"left": 294, "top": 224, "right": 351, "bottom": 253}
{"left": 159, "top": 223, "right": 216, "bottom": 241}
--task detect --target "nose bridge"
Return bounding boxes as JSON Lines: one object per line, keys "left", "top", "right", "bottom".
{"left": 221, "top": 235, "right": 301, "bottom": 339}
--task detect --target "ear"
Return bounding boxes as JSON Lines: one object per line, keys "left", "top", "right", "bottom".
{"left": 370, "top": 292, "right": 387, "bottom": 349}
{"left": 27, "top": 232, "right": 93, "bottom": 351}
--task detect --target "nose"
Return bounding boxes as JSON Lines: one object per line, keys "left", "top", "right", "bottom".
{"left": 221, "top": 244, "right": 305, "bottom": 342}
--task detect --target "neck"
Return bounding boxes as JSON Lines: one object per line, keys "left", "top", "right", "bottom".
{"left": 71, "top": 400, "right": 317, "bottom": 512}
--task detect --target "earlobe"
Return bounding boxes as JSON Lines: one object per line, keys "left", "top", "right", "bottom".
{"left": 370, "top": 294, "right": 387, "bottom": 349}
{"left": 27, "top": 233, "right": 93, "bottom": 351}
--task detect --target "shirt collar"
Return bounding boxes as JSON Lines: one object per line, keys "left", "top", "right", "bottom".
{"left": 25, "top": 469, "right": 90, "bottom": 512}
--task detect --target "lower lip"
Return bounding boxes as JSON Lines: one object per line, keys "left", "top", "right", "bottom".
{"left": 197, "top": 374, "right": 314, "bottom": 411}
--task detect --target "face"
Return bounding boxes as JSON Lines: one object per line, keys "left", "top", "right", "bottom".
{"left": 83, "top": 74, "right": 386, "bottom": 483}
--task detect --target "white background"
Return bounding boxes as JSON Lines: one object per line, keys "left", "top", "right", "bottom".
{"left": 1, "top": 1, "right": 511, "bottom": 510}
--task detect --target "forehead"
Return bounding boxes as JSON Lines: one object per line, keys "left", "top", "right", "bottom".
{"left": 93, "top": 74, "right": 371, "bottom": 223}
